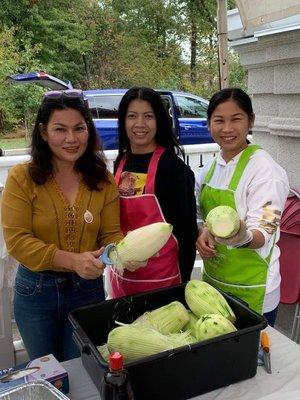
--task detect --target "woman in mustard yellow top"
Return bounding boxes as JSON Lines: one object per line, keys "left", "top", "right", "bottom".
{"left": 1, "top": 90, "right": 124, "bottom": 361}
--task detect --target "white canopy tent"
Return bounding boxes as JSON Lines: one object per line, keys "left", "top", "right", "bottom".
{"left": 217, "top": 0, "right": 300, "bottom": 88}
{"left": 235, "top": 0, "right": 300, "bottom": 30}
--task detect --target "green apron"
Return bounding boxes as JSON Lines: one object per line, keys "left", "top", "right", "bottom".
{"left": 199, "top": 145, "right": 274, "bottom": 314}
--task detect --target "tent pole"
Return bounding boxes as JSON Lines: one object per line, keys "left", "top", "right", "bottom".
{"left": 217, "top": 0, "right": 229, "bottom": 89}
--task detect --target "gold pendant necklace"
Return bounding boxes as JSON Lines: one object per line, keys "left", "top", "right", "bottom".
{"left": 84, "top": 210, "right": 93, "bottom": 223}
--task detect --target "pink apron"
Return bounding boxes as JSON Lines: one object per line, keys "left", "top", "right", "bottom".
{"left": 110, "top": 146, "right": 181, "bottom": 298}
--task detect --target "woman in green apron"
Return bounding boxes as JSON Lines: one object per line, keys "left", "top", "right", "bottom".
{"left": 196, "top": 88, "right": 289, "bottom": 326}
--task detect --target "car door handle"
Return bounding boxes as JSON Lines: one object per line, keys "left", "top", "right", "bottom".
{"left": 184, "top": 125, "right": 192, "bottom": 129}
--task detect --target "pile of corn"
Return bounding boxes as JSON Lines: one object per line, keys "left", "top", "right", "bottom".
{"left": 97, "top": 280, "right": 237, "bottom": 363}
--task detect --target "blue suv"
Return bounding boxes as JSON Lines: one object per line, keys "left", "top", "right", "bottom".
{"left": 8, "top": 72, "right": 213, "bottom": 150}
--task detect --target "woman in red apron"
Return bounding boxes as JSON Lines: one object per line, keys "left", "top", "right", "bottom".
{"left": 110, "top": 86, "right": 198, "bottom": 298}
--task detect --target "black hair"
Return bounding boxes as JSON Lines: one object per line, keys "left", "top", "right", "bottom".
{"left": 116, "top": 86, "right": 184, "bottom": 161}
{"left": 207, "top": 88, "right": 254, "bottom": 121}
{"left": 29, "top": 96, "right": 108, "bottom": 190}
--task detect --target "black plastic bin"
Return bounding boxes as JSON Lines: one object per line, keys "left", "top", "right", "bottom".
{"left": 69, "top": 283, "right": 267, "bottom": 400}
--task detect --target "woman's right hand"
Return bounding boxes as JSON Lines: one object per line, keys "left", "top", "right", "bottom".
{"left": 196, "top": 227, "right": 217, "bottom": 260}
{"left": 71, "top": 248, "right": 105, "bottom": 279}
{"left": 123, "top": 260, "right": 148, "bottom": 272}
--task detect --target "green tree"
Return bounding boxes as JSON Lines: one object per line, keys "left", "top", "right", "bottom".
{"left": 87, "top": 1, "right": 183, "bottom": 89}
{"left": 0, "top": 0, "right": 100, "bottom": 84}
{"left": 0, "top": 0, "right": 102, "bottom": 132}
{"left": 174, "top": 0, "right": 246, "bottom": 97}
{"left": 0, "top": 0, "right": 247, "bottom": 133}
{"left": 0, "top": 27, "right": 43, "bottom": 133}
{"left": 111, "top": 0, "right": 181, "bottom": 59}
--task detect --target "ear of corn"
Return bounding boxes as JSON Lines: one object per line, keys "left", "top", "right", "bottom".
{"left": 97, "top": 343, "right": 110, "bottom": 362}
{"left": 107, "top": 325, "right": 193, "bottom": 362}
{"left": 133, "top": 301, "right": 189, "bottom": 334}
{"left": 185, "top": 280, "right": 236, "bottom": 323}
{"left": 109, "top": 222, "right": 173, "bottom": 271}
{"left": 107, "top": 325, "right": 171, "bottom": 362}
{"left": 182, "top": 310, "right": 199, "bottom": 337}
{"left": 206, "top": 205, "right": 240, "bottom": 238}
{"left": 168, "top": 331, "right": 198, "bottom": 346}
{"left": 194, "top": 313, "right": 237, "bottom": 341}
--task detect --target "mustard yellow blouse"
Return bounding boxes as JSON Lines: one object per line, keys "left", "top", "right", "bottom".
{"left": 1, "top": 163, "right": 123, "bottom": 272}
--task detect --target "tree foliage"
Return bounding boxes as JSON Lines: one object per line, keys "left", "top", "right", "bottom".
{"left": 0, "top": 26, "right": 44, "bottom": 131}
{"left": 0, "top": 0, "right": 247, "bottom": 133}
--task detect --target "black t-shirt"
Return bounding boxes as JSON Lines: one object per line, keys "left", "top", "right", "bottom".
{"left": 115, "top": 150, "right": 198, "bottom": 282}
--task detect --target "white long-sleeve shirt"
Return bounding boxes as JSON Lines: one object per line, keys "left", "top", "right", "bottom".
{"left": 195, "top": 149, "right": 290, "bottom": 312}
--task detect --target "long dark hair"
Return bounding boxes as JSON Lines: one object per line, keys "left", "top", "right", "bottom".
{"left": 117, "top": 86, "right": 184, "bottom": 162}
{"left": 207, "top": 88, "right": 254, "bottom": 138}
{"left": 29, "top": 96, "right": 108, "bottom": 190}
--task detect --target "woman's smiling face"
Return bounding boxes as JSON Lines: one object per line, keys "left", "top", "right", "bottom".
{"left": 125, "top": 99, "right": 157, "bottom": 154}
{"left": 40, "top": 107, "right": 89, "bottom": 167}
{"left": 208, "top": 99, "right": 254, "bottom": 162}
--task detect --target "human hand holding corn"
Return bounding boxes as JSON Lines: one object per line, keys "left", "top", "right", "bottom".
{"left": 122, "top": 260, "right": 148, "bottom": 272}
{"left": 72, "top": 248, "right": 105, "bottom": 279}
{"left": 102, "top": 222, "right": 172, "bottom": 273}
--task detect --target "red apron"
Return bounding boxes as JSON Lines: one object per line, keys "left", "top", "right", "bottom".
{"left": 110, "top": 146, "right": 181, "bottom": 298}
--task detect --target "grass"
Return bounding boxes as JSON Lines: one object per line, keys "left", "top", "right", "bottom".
{"left": 0, "top": 137, "right": 30, "bottom": 150}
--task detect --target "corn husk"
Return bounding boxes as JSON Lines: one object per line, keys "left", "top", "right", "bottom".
{"left": 107, "top": 324, "right": 194, "bottom": 362}
{"left": 194, "top": 313, "right": 237, "bottom": 341}
{"left": 97, "top": 343, "right": 110, "bottom": 361}
{"left": 109, "top": 222, "right": 173, "bottom": 272}
{"left": 185, "top": 280, "right": 236, "bottom": 323}
{"left": 182, "top": 310, "right": 199, "bottom": 337}
{"left": 133, "top": 301, "right": 189, "bottom": 334}
{"left": 206, "top": 205, "right": 240, "bottom": 238}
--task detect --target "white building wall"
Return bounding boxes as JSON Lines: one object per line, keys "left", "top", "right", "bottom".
{"left": 231, "top": 28, "right": 300, "bottom": 189}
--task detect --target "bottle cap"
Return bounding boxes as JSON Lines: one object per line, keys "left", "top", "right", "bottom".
{"left": 109, "top": 352, "right": 124, "bottom": 370}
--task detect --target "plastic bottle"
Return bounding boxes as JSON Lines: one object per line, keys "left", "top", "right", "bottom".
{"left": 100, "top": 352, "right": 134, "bottom": 400}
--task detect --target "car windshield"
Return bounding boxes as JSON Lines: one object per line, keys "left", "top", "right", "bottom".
{"left": 87, "top": 95, "right": 123, "bottom": 119}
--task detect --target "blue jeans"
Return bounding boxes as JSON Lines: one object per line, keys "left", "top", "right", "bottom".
{"left": 14, "top": 265, "right": 105, "bottom": 362}
{"left": 263, "top": 307, "right": 278, "bottom": 327}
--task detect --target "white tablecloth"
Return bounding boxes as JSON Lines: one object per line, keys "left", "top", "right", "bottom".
{"left": 62, "top": 326, "right": 300, "bottom": 400}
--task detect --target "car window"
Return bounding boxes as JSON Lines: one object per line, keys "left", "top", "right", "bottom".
{"left": 87, "top": 95, "right": 123, "bottom": 119}
{"left": 176, "top": 95, "right": 208, "bottom": 118}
